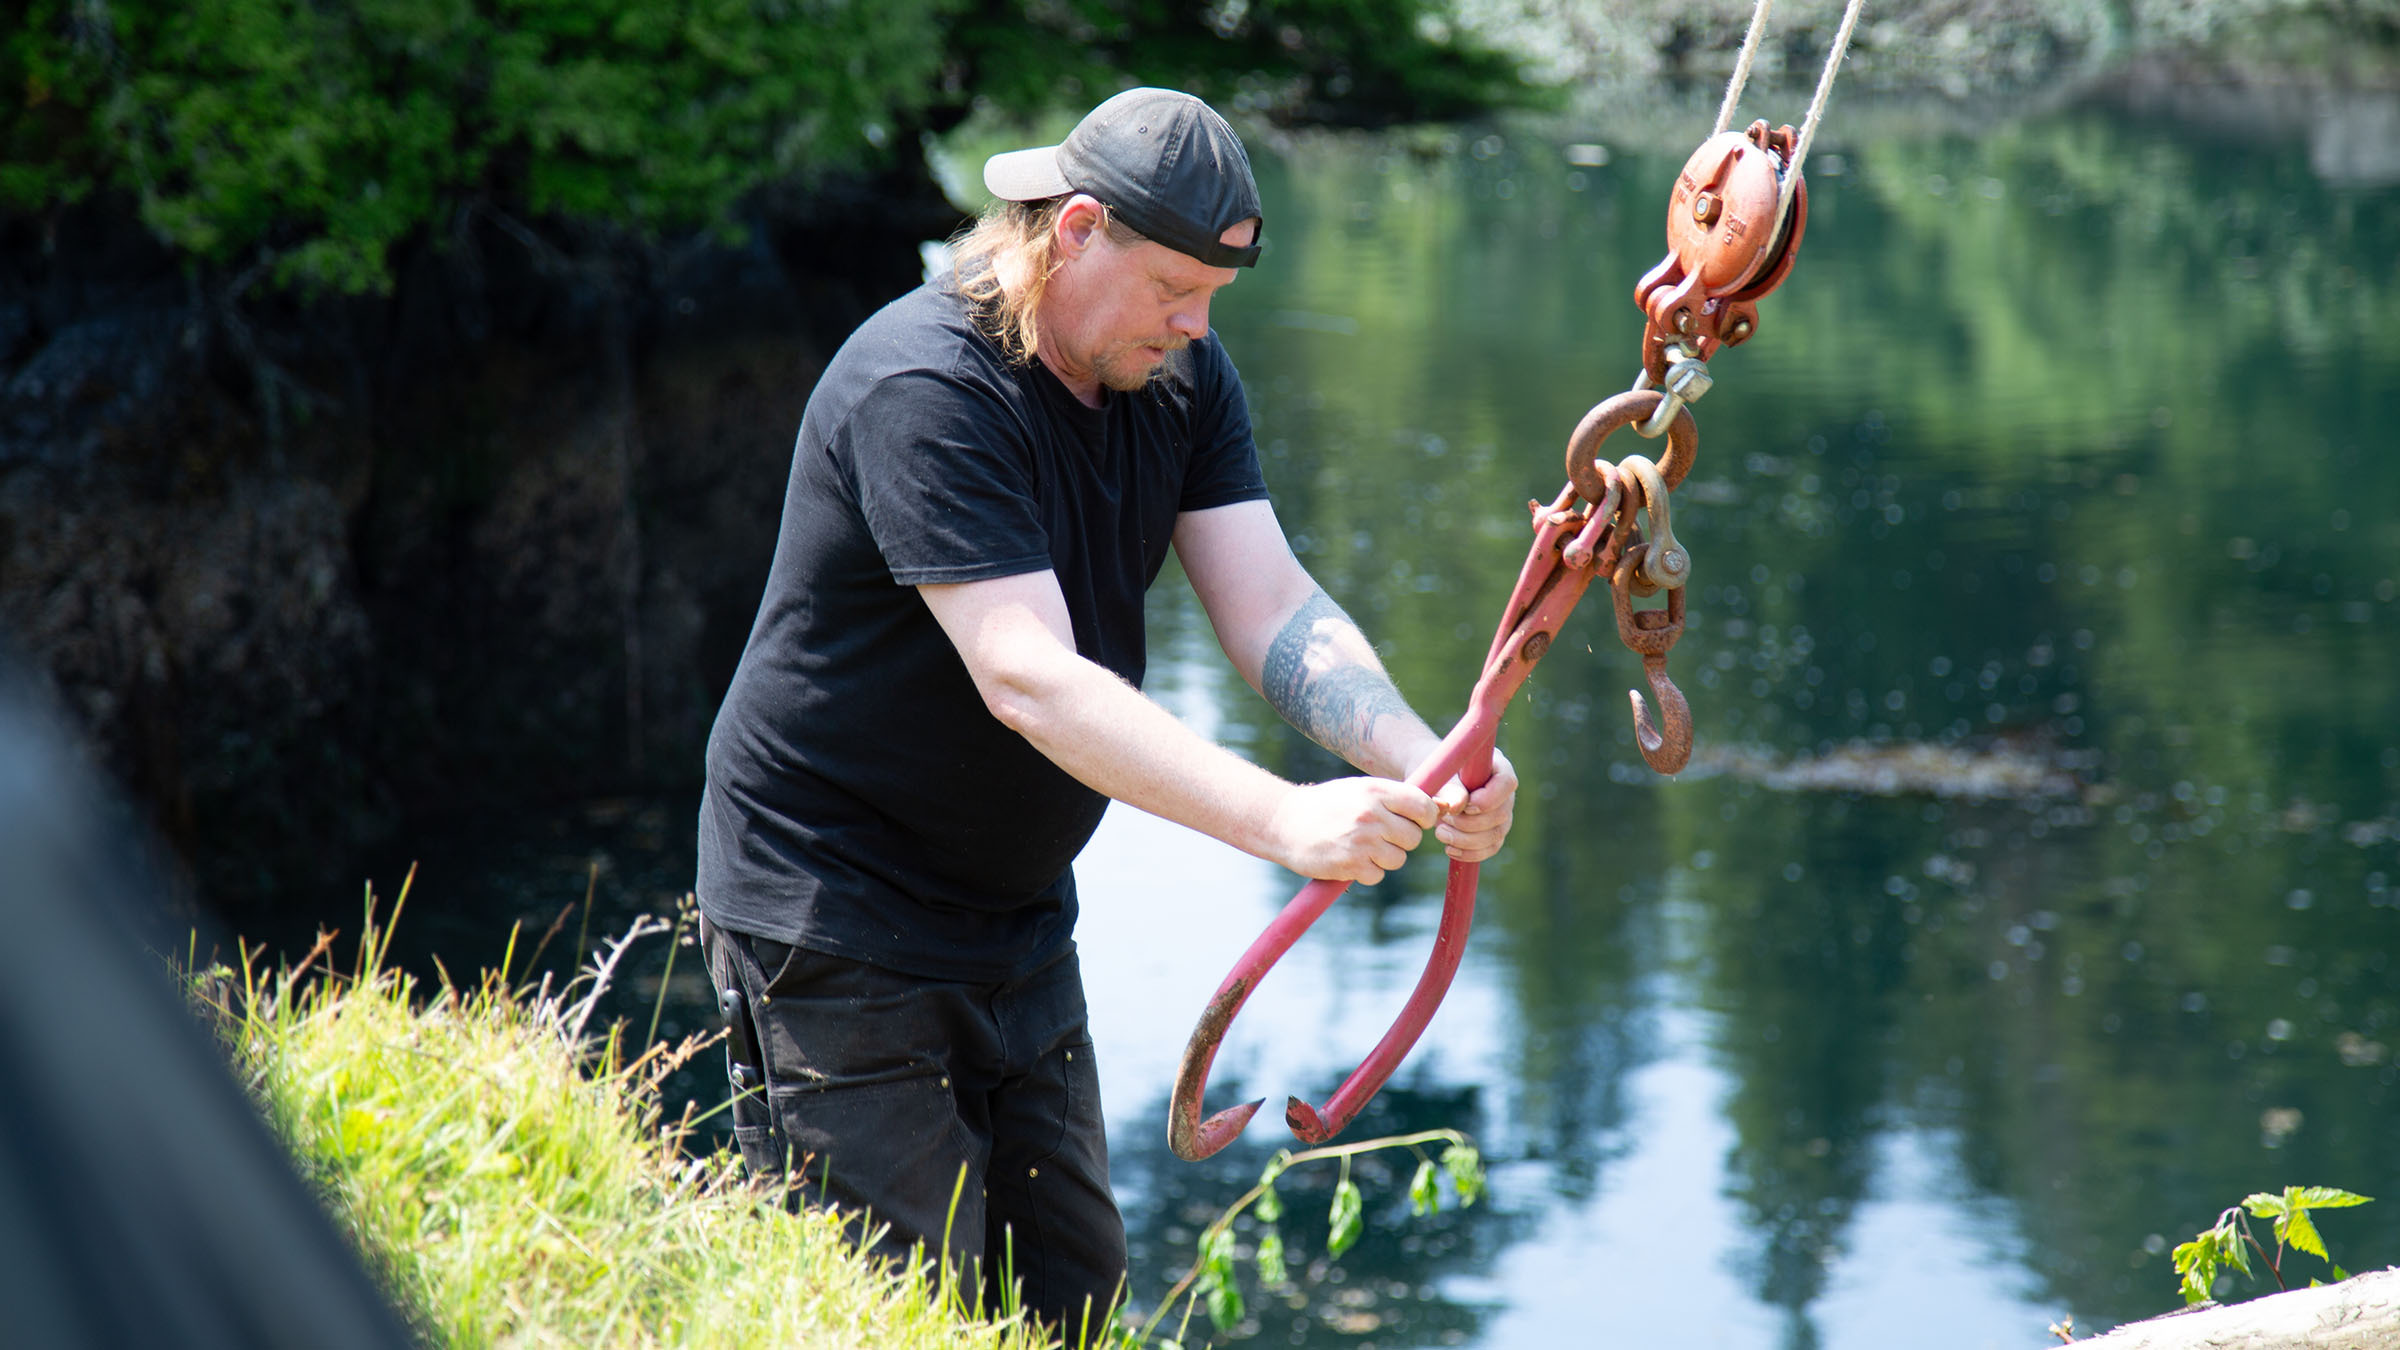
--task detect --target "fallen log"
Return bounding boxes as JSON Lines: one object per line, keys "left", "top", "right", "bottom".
{"left": 2068, "top": 1269, "right": 2400, "bottom": 1349}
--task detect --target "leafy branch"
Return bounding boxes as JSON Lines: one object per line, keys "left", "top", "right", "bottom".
{"left": 1141, "top": 1128, "right": 1485, "bottom": 1347}
{"left": 2171, "top": 1186, "right": 2373, "bottom": 1306}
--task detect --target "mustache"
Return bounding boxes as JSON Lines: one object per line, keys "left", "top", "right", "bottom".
{"left": 1111, "top": 334, "right": 1191, "bottom": 356}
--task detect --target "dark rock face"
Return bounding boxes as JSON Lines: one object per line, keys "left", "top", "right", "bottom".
{"left": 0, "top": 177, "right": 956, "bottom": 919}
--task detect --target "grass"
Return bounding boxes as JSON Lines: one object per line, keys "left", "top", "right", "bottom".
{"left": 202, "top": 873, "right": 1059, "bottom": 1349}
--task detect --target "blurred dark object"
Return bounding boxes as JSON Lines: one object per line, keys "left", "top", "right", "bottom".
{"left": 0, "top": 644, "right": 416, "bottom": 1348}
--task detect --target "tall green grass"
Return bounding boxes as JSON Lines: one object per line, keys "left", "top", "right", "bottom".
{"left": 206, "top": 878, "right": 1056, "bottom": 1349}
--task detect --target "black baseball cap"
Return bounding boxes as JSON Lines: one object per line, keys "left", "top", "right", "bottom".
{"left": 983, "top": 88, "right": 1264, "bottom": 269}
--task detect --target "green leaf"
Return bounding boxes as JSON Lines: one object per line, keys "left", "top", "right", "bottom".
{"left": 2292, "top": 1186, "right": 2373, "bottom": 1210}
{"left": 1255, "top": 1178, "right": 1284, "bottom": 1224}
{"left": 1199, "top": 1227, "right": 1242, "bottom": 1331}
{"left": 1203, "top": 1225, "right": 1237, "bottom": 1277}
{"left": 1409, "top": 1159, "right": 1440, "bottom": 1217}
{"left": 1442, "top": 1143, "right": 1486, "bottom": 1208}
{"left": 2243, "top": 1192, "right": 2288, "bottom": 1219}
{"left": 2284, "top": 1206, "right": 2329, "bottom": 1261}
{"left": 1205, "top": 1272, "right": 1243, "bottom": 1332}
{"left": 1327, "top": 1177, "right": 1364, "bottom": 1259}
{"left": 1256, "top": 1224, "right": 1288, "bottom": 1287}
{"left": 2222, "top": 1225, "right": 2254, "bottom": 1278}
{"left": 2173, "top": 1230, "right": 2225, "bottom": 1306}
{"left": 2334, "top": 1266, "right": 2352, "bottom": 1282}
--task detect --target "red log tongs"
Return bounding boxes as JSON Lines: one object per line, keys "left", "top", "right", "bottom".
{"left": 1167, "top": 117, "right": 1815, "bottom": 1163}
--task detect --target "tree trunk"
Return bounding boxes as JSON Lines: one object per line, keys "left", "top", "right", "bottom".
{"left": 2070, "top": 1269, "right": 2400, "bottom": 1349}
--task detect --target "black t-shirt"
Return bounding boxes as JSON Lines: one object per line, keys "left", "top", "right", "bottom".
{"left": 697, "top": 280, "right": 1270, "bottom": 980}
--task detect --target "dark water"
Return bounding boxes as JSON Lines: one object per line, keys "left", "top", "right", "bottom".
{"left": 355, "top": 93, "right": 2400, "bottom": 1348}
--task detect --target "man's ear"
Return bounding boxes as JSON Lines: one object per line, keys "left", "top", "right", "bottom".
{"left": 1054, "top": 195, "right": 1107, "bottom": 257}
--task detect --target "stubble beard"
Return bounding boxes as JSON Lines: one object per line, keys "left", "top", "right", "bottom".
{"left": 1092, "top": 334, "right": 1191, "bottom": 393}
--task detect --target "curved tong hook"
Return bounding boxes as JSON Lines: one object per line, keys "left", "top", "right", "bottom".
{"left": 1171, "top": 387, "right": 1708, "bottom": 1160}
{"left": 1613, "top": 547, "right": 1693, "bottom": 774}
{"left": 1169, "top": 744, "right": 1492, "bottom": 1161}
{"left": 1633, "top": 653, "right": 1693, "bottom": 774}
{"left": 1169, "top": 460, "right": 1618, "bottom": 1161}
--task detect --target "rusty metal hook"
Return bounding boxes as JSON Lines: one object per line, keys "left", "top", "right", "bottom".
{"left": 1169, "top": 482, "right": 1612, "bottom": 1161}
{"left": 1170, "top": 384, "right": 1723, "bottom": 1160}
{"left": 1632, "top": 653, "right": 1693, "bottom": 774}
{"left": 1170, "top": 734, "right": 1497, "bottom": 1161}
{"left": 1612, "top": 547, "right": 1693, "bottom": 774}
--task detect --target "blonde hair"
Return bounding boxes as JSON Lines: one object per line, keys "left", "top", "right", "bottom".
{"left": 951, "top": 198, "right": 1146, "bottom": 363}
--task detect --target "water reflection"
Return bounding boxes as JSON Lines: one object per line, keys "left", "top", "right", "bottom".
{"left": 1153, "top": 93, "right": 2399, "bottom": 1345}
{"left": 339, "top": 97, "right": 2398, "bottom": 1348}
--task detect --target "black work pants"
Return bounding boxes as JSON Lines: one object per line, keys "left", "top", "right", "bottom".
{"left": 700, "top": 917, "right": 1127, "bottom": 1343}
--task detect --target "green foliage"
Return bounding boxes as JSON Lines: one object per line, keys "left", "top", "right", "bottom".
{"left": 2, "top": 2, "right": 107, "bottom": 211}
{"left": 1326, "top": 1168, "right": 1365, "bottom": 1257}
{"left": 1, "top": 0, "right": 1535, "bottom": 295}
{"left": 947, "top": 0, "right": 1539, "bottom": 131}
{"left": 2172, "top": 1210, "right": 2254, "bottom": 1307}
{"left": 2246, "top": 1187, "right": 2373, "bottom": 1276}
{"left": 1150, "top": 1130, "right": 1483, "bottom": 1341}
{"left": 213, "top": 884, "right": 1054, "bottom": 1348}
{"left": 2172, "top": 1187, "right": 2373, "bottom": 1306}
{"left": 1408, "top": 1157, "right": 1439, "bottom": 1214}
{"left": 1441, "top": 1139, "right": 1486, "bottom": 1205}
{"left": 1197, "top": 1223, "right": 1244, "bottom": 1329}
{"left": 6, "top": 0, "right": 954, "bottom": 293}
{"left": 1253, "top": 1222, "right": 1288, "bottom": 1287}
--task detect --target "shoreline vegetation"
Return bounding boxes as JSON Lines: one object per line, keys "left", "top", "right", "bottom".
{"left": 215, "top": 880, "right": 1492, "bottom": 1348}
{"left": 212, "top": 884, "right": 1064, "bottom": 1348}
{"left": 215, "top": 878, "right": 1492, "bottom": 1348}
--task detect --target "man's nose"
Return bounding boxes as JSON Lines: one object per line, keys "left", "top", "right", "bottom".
{"left": 1168, "top": 296, "right": 1211, "bottom": 340}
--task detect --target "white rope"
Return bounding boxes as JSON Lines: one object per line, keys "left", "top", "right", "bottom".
{"left": 1712, "top": 0, "right": 1777, "bottom": 135}
{"left": 1777, "top": 0, "right": 1868, "bottom": 226}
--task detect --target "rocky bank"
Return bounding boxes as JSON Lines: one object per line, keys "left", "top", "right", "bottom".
{"left": 1, "top": 169, "right": 958, "bottom": 918}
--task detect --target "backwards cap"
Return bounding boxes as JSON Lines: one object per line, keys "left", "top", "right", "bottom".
{"left": 983, "top": 88, "right": 1263, "bottom": 268}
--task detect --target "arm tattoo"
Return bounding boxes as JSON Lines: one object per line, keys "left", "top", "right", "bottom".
{"left": 1261, "top": 590, "right": 1418, "bottom": 770}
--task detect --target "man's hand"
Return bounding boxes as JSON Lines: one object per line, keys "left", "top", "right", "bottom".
{"left": 1264, "top": 778, "right": 1443, "bottom": 886}
{"left": 1422, "top": 746, "right": 1518, "bottom": 864}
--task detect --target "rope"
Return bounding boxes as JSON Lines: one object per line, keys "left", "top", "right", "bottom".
{"left": 1709, "top": 0, "right": 1868, "bottom": 227}
{"left": 1712, "top": 0, "right": 1776, "bottom": 135}
{"left": 1777, "top": 0, "right": 1867, "bottom": 225}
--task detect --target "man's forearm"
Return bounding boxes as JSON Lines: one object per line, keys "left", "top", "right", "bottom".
{"left": 923, "top": 567, "right": 1447, "bottom": 883}
{"left": 991, "top": 646, "right": 1301, "bottom": 858}
{"left": 1259, "top": 589, "right": 1441, "bottom": 781}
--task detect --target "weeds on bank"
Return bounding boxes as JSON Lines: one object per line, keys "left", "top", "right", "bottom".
{"left": 1135, "top": 1131, "right": 1486, "bottom": 1349}
{"left": 201, "top": 871, "right": 1052, "bottom": 1349}
{"left": 202, "top": 870, "right": 1488, "bottom": 1348}
{"left": 2171, "top": 1186, "right": 2375, "bottom": 1306}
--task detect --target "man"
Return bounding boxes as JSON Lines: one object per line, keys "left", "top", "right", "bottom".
{"left": 696, "top": 87, "right": 1517, "bottom": 1340}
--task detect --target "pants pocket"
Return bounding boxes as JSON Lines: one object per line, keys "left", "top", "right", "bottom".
{"left": 768, "top": 1074, "right": 983, "bottom": 1267}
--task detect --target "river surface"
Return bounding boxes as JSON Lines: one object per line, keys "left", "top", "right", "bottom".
{"left": 364, "top": 88, "right": 2400, "bottom": 1347}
